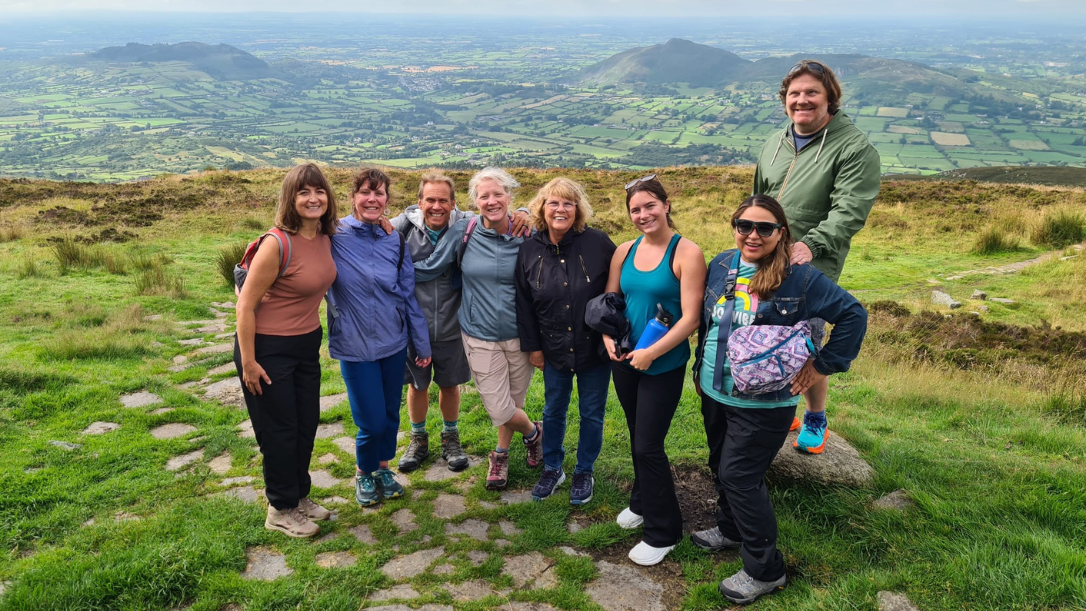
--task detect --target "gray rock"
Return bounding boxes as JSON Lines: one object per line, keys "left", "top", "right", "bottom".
{"left": 432, "top": 563, "right": 455, "bottom": 575}
{"left": 493, "top": 539, "right": 511, "bottom": 548}
{"left": 120, "top": 391, "right": 162, "bottom": 408}
{"left": 192, "top": 321, "right": 228, "bottom": 334}
{"left": 309, "top": 470, "right": 342, "bottom": 488}
{"left": 237, "top": 420, "right": 255, "bottom": 439}
{"left": 445, "top": 519, "right": 490, "bottom": 541}
{"left": 971, "top": 290, "right": 987, "bottom": 300}
{"left": 203, "top": 378, "right": 243, "bottom": 408}
{"left": 768, "top": 430, "right": 874, "bottom": 488}
{"left": 317, "top": 452, "right": 338, "bottom": 464}
{"left": 873, "top": 489, "right": 914, "bottom": 511}
{"left": 379, "top": 546, "right": 445, "bottom": 580}
{"left": 211, "top": 301, "right": 235, "bottom": 309}
{"left": 82, "top": 421, "right": 120, "bottom": 435}
{"left": 391, "top": 508, "right": 418, "bottom": 533}
{"left": 151, "top": 423, "right": 197, "bottom": 440}
{"left": 207, "top": 452, "right": 232, "bottom": 475}
{"left": 559, "top": 546, "right": 589, "bottom": 557}
{"left": 151, "top": 407, "right": 175, "bottom": 415}
{"left": 333, "top": 436, "right": 355, "bottom": 455}
{"left": 209, "top": 307, "right": 228, "bottom": 319}
{"left": 371, "top": 584, "right": 421, "bottom": 601}
{"left": 433, "top": 493, "right": 466, "bottom": 519}
{"left": 978, "top": 305, "right": 990, "bottom": 313}
{"left": 931, "top": 290, "right": 962, "bottom": 309}
{"left": 315, "top": 551, "right": 356, "bottom": 568}
{"left": 506, "top": 603, "right": 560, "bottom": 611}
{"left": 166, "top": 449, "right": 204, "bottom": 471}
{"left": 172, "top": 355, "right": 189, "bottom": 365}
{"left": 878, "top": 591, "right": 920, "bottom": 611}
{"left": 444, "top": 579, "right": 494, "bottom": 601}
{"left": 499, "top": 490, "right": 532, "bottom": 505}
{"left": 241, "top": 546, "right": 292, "bottom": 581}
{"left": 424, "top": 454, "right": 484, "bottom": 481}
{"left": 989, "top": 297, "right": 1016, "bottom": 304}
{"left": 219, "top": 476, "right": 255, "bottom": 487}
{"left": 585, "top": 560, "right": 665, "bottom": 611}
{"left": 220, "top": 486, "right": 261, "bottom": 504}
{"left": 501, "top": 551, "right": 557, "bottom": 589}
{"left": 314, "top": 422, "right": 344, "bottom": 439}
{"left": 466, "top": 550, "right": 490, "bottom": 566}
{"left": 319, "top": 393, "right": 348, "bottom": 412}
{"left": 178, "top": 339, "right": 206, "bottom": 347}
{"left": 207, "top": 363, "right": 235, "bottom": 376}
{"left": 499, "top": 520, "right": 522, "bottom": 536}
{"left": 194, "top": 343, "right": 233, "bottom": 356}
{"left": 49, "top": 440, "right": 82, "bottom": 451}
{"left": 567, "top": 521, "right": 583, "bottom": 534}
{"left": 350, "top": 524, "right": 378, "bottom": 544}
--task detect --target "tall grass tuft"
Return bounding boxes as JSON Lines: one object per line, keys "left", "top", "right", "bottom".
{"left": 51, "top": 238, "right": 103, "bottom": 273}
{"left": 17, "top": 255, "right": 42, "bottom": 279}
{"left": 216, "top": 242, "right": 248, "bottom": 287}
{"left": 41, "top": 305, "right": 155, "bottom": 361}
{"left": 0, "top": 225, "right": 27, "bottom": 243}
{"left": 972, "top": 225, "right": 1020, "bottom": 255}
{"left": 1031, "top": 211, "right": 1085, "bottom": 249}
{"left": 135, "top": 261, "right": 187, "bottom": 298}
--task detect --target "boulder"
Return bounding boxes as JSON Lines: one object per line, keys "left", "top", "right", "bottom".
{"left": 768, "top": 430, "right": 873, "bottom": 487}
{"left": 931, "top": 290, "right": 961, "bottom": 309}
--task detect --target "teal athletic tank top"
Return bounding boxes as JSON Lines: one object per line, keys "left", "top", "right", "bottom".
{"left": 619, "top": 233, "right": 690, "bottom": 375}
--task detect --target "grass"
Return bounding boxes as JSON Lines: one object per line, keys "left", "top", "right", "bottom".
{"left": 217, "top": 242, "right": 248, "bottom": 287}
{"left": 973, "top": 225, "right": 1020, "bottom": 254}
{"left": 1032, "top": 210, "right": 1085, "bottom": 248}
{"left": 0, "top": 168, "right": 1084, "bottom": 611}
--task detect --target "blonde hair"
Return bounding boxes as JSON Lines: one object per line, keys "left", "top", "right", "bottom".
{"left": 527, "top": 177, "right": 593, "bottom": 233}
{"left": 417, "top": 172, "right": 456, "bottom": 202}
{"left": 467, "top": 167, "right": 519, "bottom": 204}
{"left": 275, "top": 163, "right": 338, "bottom": 236}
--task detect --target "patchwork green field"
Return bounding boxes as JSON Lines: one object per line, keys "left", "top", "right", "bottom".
{"left": 1, "top": 167, "right": 1085, "bottom": 610}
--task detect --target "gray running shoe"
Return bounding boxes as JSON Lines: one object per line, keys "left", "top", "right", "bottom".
{"left": 531, "top": 468, "right": 566, "bottom": 501}
{"left": 690, "top": 526, "right": 741, "bottom": 551}
{"left": 375, "top": 468, "right": 404, "bottom": 500}
{"left": 355, "top": 473, "right": 380, "bottom": 507}
{"left": 718, "top": 568, "right": 786, "bottom": 605}
{"left": 398, "top": 431, "right": 430, "bottom": 472}
{"left": 441, "top": 429, "right": 469, "bottom": 472}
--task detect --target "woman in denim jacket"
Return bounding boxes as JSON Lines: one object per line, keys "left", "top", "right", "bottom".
{"left": 690, "top": 194, "right": 866, "bottom": 605}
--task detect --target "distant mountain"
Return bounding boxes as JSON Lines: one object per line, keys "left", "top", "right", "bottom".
{"left": 575, "top": 38, "right": 749, "bottom": 87}
{"left": 889, "top": 166, "right": 1086, "bottom": 188}
{"left": 88, "top": 42, "right": 272, "bottom": 81}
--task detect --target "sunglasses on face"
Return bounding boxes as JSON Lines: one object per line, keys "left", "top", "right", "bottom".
{"left": 733, "top": 219, "right": 783, "bottom": 237}
{"left": 624, "top": 173, "right": 657, "bottom": 190}
{"left": 788, "top": 61, "right": 827, "bottom": 76}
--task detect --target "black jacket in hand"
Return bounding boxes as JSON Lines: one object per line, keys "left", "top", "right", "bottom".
{"left": 515, "top": 227, "right": 616, "bottom": 372}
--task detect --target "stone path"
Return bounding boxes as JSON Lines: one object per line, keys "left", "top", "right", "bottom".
{"left": 585, "top": 561, "right": 666, "bottom": 611}
{"left": 241, "top": 547, "right": 292, "bottom": 581}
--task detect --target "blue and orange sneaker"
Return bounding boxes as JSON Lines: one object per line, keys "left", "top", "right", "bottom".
{"left": 789, "top": 416, "right": 801, "bottom": 432}
{"left": 794, "top": 411, "right": 828, "bottom": 454}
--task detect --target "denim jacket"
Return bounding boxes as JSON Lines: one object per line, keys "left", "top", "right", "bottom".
{"left": 693, "top": 248, "right": 867, "bottom": 402}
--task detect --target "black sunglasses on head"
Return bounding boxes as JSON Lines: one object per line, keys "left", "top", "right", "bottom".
{"left": 624, "top": 173, "right": 657, "bottom": 190}
{"left": 788, "top": 61, "right": 827, "bottom": 76}
{"left": 733, "top": 219, "right": 783, "bottom": 237}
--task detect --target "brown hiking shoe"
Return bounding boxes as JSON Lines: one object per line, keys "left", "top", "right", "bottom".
{"left": 398, "top": 431, "right": 430, "bottom": 472}
{"left": 524, "top": 421, "right": 544, "bottom": 468}
{"left": 265, "top": 505, "right": 319, "bottom": 538}
{"left": 441, "top": 429, "right": 469, "bottom": 472}
{"left": 486, "top": 451, "right": 509, "bottom": 490}
{"left": 298, "top": 497, "right": 331, "bottom": 521}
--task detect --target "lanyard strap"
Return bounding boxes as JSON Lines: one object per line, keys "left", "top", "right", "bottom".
{"left": 712, "top": 252, "right": 741, "bottom": 392}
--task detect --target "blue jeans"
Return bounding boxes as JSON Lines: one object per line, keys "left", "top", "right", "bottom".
{"left": 340, "top": 347, "right": 407, "bottom": 473}
{"left": 541, "top": 362, "right": 610, "bottom": 474}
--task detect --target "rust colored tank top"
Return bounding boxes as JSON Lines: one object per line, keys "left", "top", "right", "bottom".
{"left": 255, "top": 231, "right": 336, "bottom": 336}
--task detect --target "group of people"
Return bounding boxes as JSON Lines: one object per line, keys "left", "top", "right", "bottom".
{"left": 232, "top": 59, "right": 880, "bottom": 605}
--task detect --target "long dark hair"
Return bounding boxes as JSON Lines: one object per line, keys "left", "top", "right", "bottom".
{"left": 624, "top": 177, "right": 676, "bottom": 229}
{"left": 276, "top": 163, "right": 338, "bottom": 236}
{"left": 731, "top": 194, "right": 793, "bottom": 297}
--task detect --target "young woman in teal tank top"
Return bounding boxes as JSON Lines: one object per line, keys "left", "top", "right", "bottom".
{"left": 602, "top": 175, "right": 706, "bottom": 567}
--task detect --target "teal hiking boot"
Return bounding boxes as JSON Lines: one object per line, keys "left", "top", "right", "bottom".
{"left": 355, "top": 472, "right": 380, "bottom": 507}
{"left": 375, "top": 468, "right": 405, "bottom": 500}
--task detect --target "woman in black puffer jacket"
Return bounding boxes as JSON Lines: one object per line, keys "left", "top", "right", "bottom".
{"left": 514, "top": 177, "right": 616, "bottom": 506}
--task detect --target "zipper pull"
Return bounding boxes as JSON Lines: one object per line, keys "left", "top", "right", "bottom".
{"left": 535, "top": 255, "right": 543, "bottom": 289}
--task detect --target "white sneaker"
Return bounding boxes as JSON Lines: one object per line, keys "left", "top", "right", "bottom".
{"left": 616, "top": 507, "right": 644, "bottom": 529}
{"left": 628, "top": 540, "right": 675, "bottom": 566}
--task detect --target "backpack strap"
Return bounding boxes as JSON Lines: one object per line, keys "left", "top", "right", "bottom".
{"left": 265, "top": 227, "right": 293, "bottom": 279}
{"left": 456, "top": 216, "right": 479, "bottom": 270}
{"left": 712, "top": 251, "right": 742, "bottom": 392}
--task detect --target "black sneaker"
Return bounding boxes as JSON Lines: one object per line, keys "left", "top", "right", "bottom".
{"left": 690, "top": 526, "right": 741, "bottom": 551}
{"left": 531, "top": 468, "right": 566, "bottom": 501}
{"left": 398, "top": 431, "right": 429, "bottom": 472}
{"left": 718, "top": 568, "right": 786, "bottom": 605}
{"left": 441, "top": 429, "right": 469, "bottom": 472}
{"left": 569, "top": 472, "right": 594, "bottom": 505}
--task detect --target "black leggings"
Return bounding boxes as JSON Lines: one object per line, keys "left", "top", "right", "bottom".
{"left": 611, "top": 363, "right": 686, "bottom": 547}
{"left": 234, "top": 327, "right": 323, "bottom": 510}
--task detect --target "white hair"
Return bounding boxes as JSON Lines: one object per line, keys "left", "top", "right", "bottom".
{"left": 467, "top": 167, "right": 520, "bottom": 204}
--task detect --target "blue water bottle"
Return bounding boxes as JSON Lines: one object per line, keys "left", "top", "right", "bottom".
{"left": 634, "top": 303, "right": 674, "bottom": 351}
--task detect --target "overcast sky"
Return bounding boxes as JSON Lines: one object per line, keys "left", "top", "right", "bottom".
{"left": 1, "top": 0, "right": 1084, "bottom": 17}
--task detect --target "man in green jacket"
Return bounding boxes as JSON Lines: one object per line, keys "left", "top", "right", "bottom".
{"left": 751, "top": 61, "right": 880, "bottom": 452}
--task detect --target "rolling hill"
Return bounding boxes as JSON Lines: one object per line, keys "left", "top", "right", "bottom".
{"left": 86, "top": 41, "right": 273, "bottom": 81}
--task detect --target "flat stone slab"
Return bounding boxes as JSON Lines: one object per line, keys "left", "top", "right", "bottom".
{"left": 433, "top": 493, "right": 466, "bottom": 519}
{"left": 444, "top": 579, "right": 494, "bottom": 601}
{"left": 314, "top": 422, "right": 344, "bottom": 439}
{"left": 50, "top": 440, "right": 82, "bottom": 451}
{"left": 209, "top": 307, "right": 229, "bottom": 319}
{"left": 203, "top": 378, "right": 244, "bottom": 408}
{"left": 207, "top": 363, "right": 235, "bottom": 376}
{"left": 424, "top": 455, "right": 484, "bottom": 481}
{"left": 333, "top": 436, "right": 355, "bottom": 454}
{"left": 151, "top": 423, "right": 197, "bottom": 440}
{"left": 498, "top": 520, "right": 522, "bottom": 536}
{"left": 82, "top": 421, "right": 120, "bottom": 435}
{"left": 502, "top": 551, "right": 557, "bottom": 589}
{"left": 466, "top": 550, "right": 490, "bottom": 566}
{"left": 507, "top": 604, "right": 560, "bottom": 611}
{"left": 166, "top": 449, "right": 204, "bottom": 471}
{"left": 309, "top": 470, "right": 342, "bottom": 488}
{"left": 350, "top": 524, "right": 377, "bottom": 544}
{"left": 318, "top": 452, "right": 338, "bottom": 464}
{"left": 178, "top": 339, "right": 206, "bottom": 347}
{"left": 194, "top": 343, "right": 233, "bottom": 356}
{"left": 120, "top": 391, "right": 162, "bottom": 408}
{"left": 193, "top": 321, "right": 228, "bottom": 334}
{"left": 320, "top": 393, "right": 348, "bottom": 412}
{"left": 371, "top": 584, "right": 420, "bottom": 601}
{"left": 150, "top": 407, "right": 174, "bottom": 415}
{"left": 241, "top": 546, "right": 292, "bottom": 581}
{"left": 208, "top": 452, "right": 232, "bottom": 474}
{"left": 769, "top": 430, "right": 874, "bottom": 487}
{"left": 445, "top": 519, "right": 489, "bottom": 541}
{"left": 586, "top": 560, "right": 665, "bottom": 611}
{"left": 874, "top": 489, "right": 914, "bottom": 511}
{"left": 499, "top": 490, "right": 532, "bottom": 505}
{"left": 391, "top": 508, "right": 418, "bottom": 533}
{"left": 315, "top": 551, "right": 356, "bottom": 568}
{"left": 221, "top": 486, "right": 261, "bottom": 503}
{"left": 369, "top": 606, "right": 453, "bottom": 611}
{"left": 558, "top": 546, "right": 589, "bottom": 557}
{"left": 220, "top": 476, "right": 255, "bottom": 487}
{"left": 878, "top": 591, "right": 920, "bottom": 611}
{"left": 432, "top": 563, "right": 455, "bottom": 575}
{"left": 211, "top": 301, "right": 235, "bottom": 309}
{"left": 380, "top": 546, "right": 445, "bottom": 580}
{"left": 237, "top": 420, "right": 255, "bottom": 439}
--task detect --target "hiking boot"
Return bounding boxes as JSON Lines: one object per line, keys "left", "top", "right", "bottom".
{"left": 375, "top": 468, "right": 405, "bottom": 500}
{"left": 569, "top": 472, "right": 594, "bottom": 506}
{"left": 398, "top": 431, "right": 430, "bottom": 472}
{"left": 486, "top": 451, "right": 510, "bottom": 490}
{"left": 265, "top": 505, "right": 319, "bottom": 538}
{"left": 794, "top": 413, "right": 829, "bottom": 454}
{"left": 297, "top": 497, "right": 331, "bottom": 521}
{"left": 616, "top": 507, "right": 644, "bottom": 529}
{"left": 441, "top": 429, "right": 469, "bottom": 472}
{"left": 690, "top": 526, "right": 741, "bottom": 551}
{"left": 531, "top": 468, "right": 566, "bottom": 501}
{"left": 523, "top": 421, "right": 544, "bottom": 468}
{"left": 718, "top": 568, "right": 786, "bottom": 605}
{"left": 355, "top": 472, "right": 380, "bottom": 507}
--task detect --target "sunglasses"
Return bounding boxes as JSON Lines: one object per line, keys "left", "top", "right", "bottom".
{"left": 788, "top": 61, "right": 827, "bottom": 76}
{"left": 733, "top": 219, "right": 783, "bottom": 237}
{"left": 624, "top": 174, "right": 657, "bottom": 190}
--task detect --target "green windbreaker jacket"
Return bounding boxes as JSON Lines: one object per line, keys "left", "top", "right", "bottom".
{"left": 752, "top": 112, "right": 881, "bottom": 283}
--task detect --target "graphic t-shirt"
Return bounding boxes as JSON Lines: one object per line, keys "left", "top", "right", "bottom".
{"left": 699, "top": 258, "right": 800, "bottom": 408}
